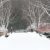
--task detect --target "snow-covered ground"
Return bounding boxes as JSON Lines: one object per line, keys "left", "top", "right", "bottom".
{"left": 0, "top": 32, "right": 50, "bottom": 50}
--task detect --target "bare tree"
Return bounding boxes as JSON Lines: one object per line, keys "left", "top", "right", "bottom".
{"left": 33, "top": 0, "right": 50, "bottom": 27}
{"left": 0, "top": 0, "right": 11, "bottom": 27}
{"left": 24, "top": 0, "right": 50, "bottom": 31}
{"left": 0, "top": 0, "right": 11, "bottom": 36}
{"left": 22, "top": 0, "right": 37, "bottom": 30}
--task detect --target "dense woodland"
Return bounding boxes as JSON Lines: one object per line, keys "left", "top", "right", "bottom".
{"left": 0, "top": 0, "right": 50, "bottom": 32}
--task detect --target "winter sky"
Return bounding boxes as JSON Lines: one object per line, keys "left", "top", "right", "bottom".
{"left": 0, "top": 32, "right": 50, "bottom": 50}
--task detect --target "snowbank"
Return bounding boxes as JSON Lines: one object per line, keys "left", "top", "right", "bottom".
{"left": 0, "top": 32, "right": 50, "bottom": 50}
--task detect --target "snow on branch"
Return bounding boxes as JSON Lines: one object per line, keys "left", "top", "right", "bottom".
{"left": 33, "top": 0, "right": 50, "bottom": 16}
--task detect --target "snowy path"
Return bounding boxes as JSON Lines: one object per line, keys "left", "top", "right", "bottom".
{"left": 0, "top": 32, "right": 50, "bottom": 50}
